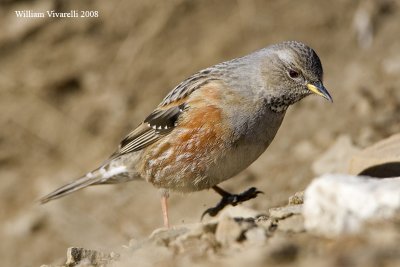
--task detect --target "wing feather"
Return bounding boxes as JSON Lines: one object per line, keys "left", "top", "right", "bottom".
{"left": 112, "top": 69, "right": 221, "bottom": 158}
{"left": 113, "top": 104, "right": 186, "bottom": 157}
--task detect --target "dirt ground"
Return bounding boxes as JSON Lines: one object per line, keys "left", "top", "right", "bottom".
{"left": 0, "top": 0, "right": 400, "bottom": 266}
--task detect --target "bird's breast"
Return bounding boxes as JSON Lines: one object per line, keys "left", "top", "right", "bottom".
{"left": 206, "top": 104, "right": 286, "bottom": 183}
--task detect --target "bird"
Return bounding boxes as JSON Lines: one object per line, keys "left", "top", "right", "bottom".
{"left": 40, "top": 41, "right": 332, "bottom": 228}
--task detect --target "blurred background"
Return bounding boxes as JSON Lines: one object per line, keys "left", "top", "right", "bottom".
{"left": 0, "top": 0, "right": 399, "bottom": 266}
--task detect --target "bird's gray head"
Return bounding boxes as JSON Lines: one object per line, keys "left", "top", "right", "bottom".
{"left": 260, "top": 41, "right": 332, "bottom": 112}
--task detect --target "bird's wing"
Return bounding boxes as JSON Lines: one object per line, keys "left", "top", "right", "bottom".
{"left": 112, "top": 70, "right": 219, "bottom": 158}
{"left": 159, "top": 68, "right": 216, "bottom": 107}
{"left": 115, "top": 104, "right": 185, "bottom": 156}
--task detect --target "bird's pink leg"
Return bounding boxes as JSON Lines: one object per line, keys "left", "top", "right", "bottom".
{"left": 161, "top": 194, "right": 169, "bottom": 228}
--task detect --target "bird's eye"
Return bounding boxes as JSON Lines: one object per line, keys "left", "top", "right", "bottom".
{"left": 288, "top": 69, "right": 300, "bottom": 79}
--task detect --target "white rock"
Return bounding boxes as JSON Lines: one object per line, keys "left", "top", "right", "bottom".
{"left": 303, "top": 174, "right": 400, "bottom": 236}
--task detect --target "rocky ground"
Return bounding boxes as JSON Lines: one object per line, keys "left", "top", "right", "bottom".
{"left": 42, "top": 134, "right": 400, "bottom": 267}
{"left": 41, "top": 204, "right": 400, "bottom": 267}
{"left": 1, "top": 0, "right": 400, "bottom": 266}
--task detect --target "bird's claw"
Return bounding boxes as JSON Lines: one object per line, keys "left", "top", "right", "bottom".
{"left": 201, "top": 187, "right": 263, "bottom": 220}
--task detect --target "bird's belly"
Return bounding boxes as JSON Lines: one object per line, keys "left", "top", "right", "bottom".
{"left": 206, "top": 140, "right": 270, "bottom": 184}
{"left": 139, "top": 107, "right": 285, "bottom": 192}
{"left": 205, "top": 114, "right": 284, "bottom": 186}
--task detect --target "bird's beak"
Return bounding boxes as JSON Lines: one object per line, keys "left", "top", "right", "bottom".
{"left": 307, "top": 82, "right": 333, "bottom": 102}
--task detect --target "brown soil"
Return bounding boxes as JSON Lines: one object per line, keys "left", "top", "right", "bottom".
{"left": 0, "top": 0, "right": 399, "bottom": 266}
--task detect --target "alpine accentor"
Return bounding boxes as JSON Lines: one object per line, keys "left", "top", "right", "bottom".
{"left": 41, "top": 41, "right": 332, "bottom": 227}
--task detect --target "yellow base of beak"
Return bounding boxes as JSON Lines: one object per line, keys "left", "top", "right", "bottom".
{"left": 307, "top": 83, "right": 333, "bottom": 102}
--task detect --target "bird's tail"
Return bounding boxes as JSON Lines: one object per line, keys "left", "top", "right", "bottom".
{"left": 39, "top": 164, "right": 128, "bottom": 204}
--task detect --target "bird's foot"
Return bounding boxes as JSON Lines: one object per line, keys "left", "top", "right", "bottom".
{"left": 201, "top": 186, "right": 263, "bottom": 219}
